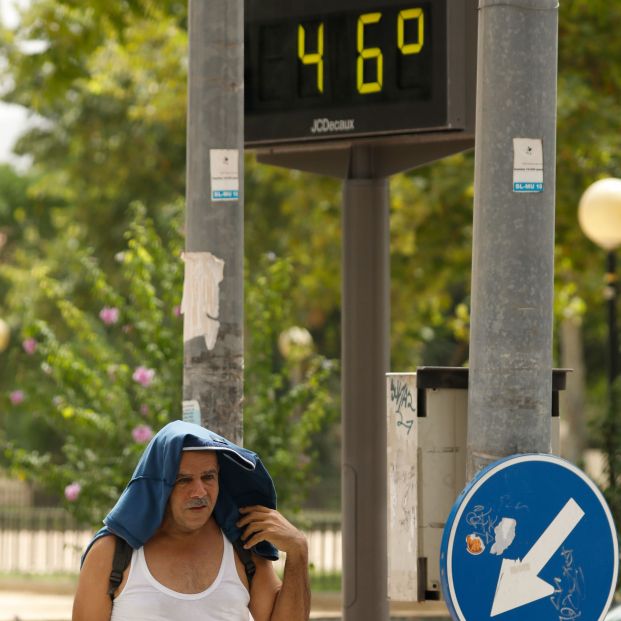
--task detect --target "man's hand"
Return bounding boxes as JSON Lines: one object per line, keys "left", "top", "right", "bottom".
{"left": 237, "top": 506, "right": 307, "bottom": 557}
{"left": 238, "top": 506, "right": 310, "bottom": 621}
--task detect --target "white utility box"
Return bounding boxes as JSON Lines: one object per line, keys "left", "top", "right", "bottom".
{"left": 386, "top": 366, "right": 566, "bottom": 603}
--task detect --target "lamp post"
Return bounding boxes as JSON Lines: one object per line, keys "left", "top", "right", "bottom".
{"left": 578, "top": 178, "right": 621, "bottom": 489}
{"left": 0, "top": 319, "right": 9, "bottom": 353}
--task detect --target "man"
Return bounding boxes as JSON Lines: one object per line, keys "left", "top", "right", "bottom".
{"left": 72, "top": 421, "right": 310, "bottom": 621}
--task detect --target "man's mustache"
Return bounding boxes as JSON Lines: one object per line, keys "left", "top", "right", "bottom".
{"left": 185, "top": 497, "right": 212, "bottom": 509}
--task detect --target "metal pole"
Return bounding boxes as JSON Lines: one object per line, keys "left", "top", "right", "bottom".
{"left": 183, "top": 0, "right": 244, "bottom": 444}
{"left": 467, "top": 0, "right": 559, "bottom": 478}
{"left": 606, "top": 250, "right": 619, "bottom": 488}
{"left": 342, "top": 147, "right": 389, "bottom": 621}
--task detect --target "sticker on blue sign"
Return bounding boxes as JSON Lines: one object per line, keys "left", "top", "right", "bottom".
{"left": 440, "top": 454, "right": 618, "bottom": 621}
{"left": 513, "top": 138, "right": 543, "bottom": 193}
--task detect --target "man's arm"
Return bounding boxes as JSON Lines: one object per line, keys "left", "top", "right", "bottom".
{"left": 72, "top": 536, "right": 118, "bottom": 621}
{"left": 237, "top": 506, "right": 311, "bottom": 621}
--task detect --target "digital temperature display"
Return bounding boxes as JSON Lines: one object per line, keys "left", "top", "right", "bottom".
{"left": 245, "top": 0, "right": 468, "bottom": 147}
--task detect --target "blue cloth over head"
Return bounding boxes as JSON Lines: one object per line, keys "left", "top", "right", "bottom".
{"left": 81, "top": 420, "right": 278, "bottom": 565}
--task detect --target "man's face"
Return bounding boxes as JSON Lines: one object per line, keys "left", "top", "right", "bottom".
{"left": 165, "top": 450, "right": 219, "bottom": 534}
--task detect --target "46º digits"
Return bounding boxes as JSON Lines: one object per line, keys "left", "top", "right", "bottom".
{"left": 298, "top": 8, "right": 425, "bottom": 96}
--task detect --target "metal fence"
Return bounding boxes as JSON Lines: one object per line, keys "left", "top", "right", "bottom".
{"left": 0, "top": 508, "right": 91, "bottom": 573}
{"left": 282, "top": 511, "right": 342, "bottom": 575}
{"left": 0, "top": 507, "right": 341, "bottom": 575}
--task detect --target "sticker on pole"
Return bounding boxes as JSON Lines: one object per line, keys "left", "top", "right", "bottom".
{"left": 440, "top": 454, "right": 618, "bottom": 621}
{"left": 513, "top": 138, "right": 543, "bottom": 193}
{"left": 210, "top": 149, "right": 239, "bottom": 201}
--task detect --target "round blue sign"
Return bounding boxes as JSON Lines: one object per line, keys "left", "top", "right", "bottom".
{"left": 440, "top": 454, "right": 619, "bottom": 621}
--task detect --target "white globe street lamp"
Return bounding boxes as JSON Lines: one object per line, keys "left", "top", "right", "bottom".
{"left": 578, "top": 178, "right": 621, "bottom": 489}
{"left": 578, "top": 178, "right": 621, "bottom": 251}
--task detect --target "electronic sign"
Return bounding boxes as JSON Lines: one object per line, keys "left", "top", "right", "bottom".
{"left": 245, "top": 0, "right": 472, "bottom": 147}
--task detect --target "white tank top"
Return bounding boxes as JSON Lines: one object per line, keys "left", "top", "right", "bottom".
{"left": 110, "top": 531, "right": 251, "bottom": 621}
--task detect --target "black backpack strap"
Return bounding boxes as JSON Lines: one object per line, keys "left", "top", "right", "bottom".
{"left": 233, "top": 538, "right": 256, "bottom": 586}
{"left": 108, "top": 536, "right": 133, "bottom": 602}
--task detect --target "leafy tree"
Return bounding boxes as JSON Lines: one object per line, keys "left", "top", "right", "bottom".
{"left": 1, "top": 201, "right": 184, "bottom": 524}
{"left": 554, "top": 0, "right": 621, "bottom": 516}
{"left": 0, "top": 200, "right": 336, "bottom": 522}
{"left": 1, "top": 2, "right": 188, "bottom": 257}
{"left": 390, "top": 153, "right": 474, "bottom": 370}
{"left": 3, "top": 0, "right": 621, "bottom": 521}
{"left": 244, "top": 253, "right": 339, "bottom": 510}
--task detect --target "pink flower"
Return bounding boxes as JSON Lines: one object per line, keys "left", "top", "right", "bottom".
{"left": 22, "top": 338, "right": 37, "bottom": 355}
{"left": 173, "top": 305, "right": 182, "bottom": 317}
{"left": 64, "top": 482, "right": 81, "bottom": 502}
{"left": 99, "top": 307, "right": 120, "bottom": 326}
{"left": 139, "top": 404, "right": 149, "bottom": 416}
{"left": 132, "top": 424, "right": 154, "bottom": 444}
{"left": 9, "top": 390, "right": 25, "bottom": 405}
{"left": 132, "top": 366, "right": 155, "bottom": 387}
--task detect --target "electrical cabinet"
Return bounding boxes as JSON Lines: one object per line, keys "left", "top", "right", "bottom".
{"left": 387, "top": 367, "right": 566, "bottom": 602}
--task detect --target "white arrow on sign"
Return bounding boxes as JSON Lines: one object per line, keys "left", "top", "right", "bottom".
{"left": 490, "top": 497, "right": 585, "bottom": 617}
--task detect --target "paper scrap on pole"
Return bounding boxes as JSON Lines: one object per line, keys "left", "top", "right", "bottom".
{"left": 181, "top": 251, "right": 224, "bottom": 349}
{"left": 182, "top": 400, "right": 202, "bottom": 426}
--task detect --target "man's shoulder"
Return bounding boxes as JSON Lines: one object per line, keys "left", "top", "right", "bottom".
{"left": 90, "top": 534, "right": 116, "bottom": 555}
{"left": 83, "top": 534, "right": 126, "bottom": 570}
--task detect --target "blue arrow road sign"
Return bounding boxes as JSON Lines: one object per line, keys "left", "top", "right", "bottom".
{"left": 440, "top": 454, "right": 619, "bottom": 621}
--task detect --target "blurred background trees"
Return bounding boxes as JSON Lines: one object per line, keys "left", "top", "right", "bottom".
{"left": 0, "top": 0, "right": 620, "bottom": 522}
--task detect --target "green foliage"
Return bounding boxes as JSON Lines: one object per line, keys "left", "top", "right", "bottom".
{"left": 390, "top": 153, "right": 474, "bottom": 369}
{"left": 309, "top": 571, "right": 341, "bottom": 593}
{"left": 0, "top": 164, "right": 30, "bottom": 222}
{"left": 554, "top": 1, "right": 621, "bottom": 517}
{"left": 244, "top": 162, "right": 342, "bottom": 358}
{"left": 244, "top": 254, "right": 339, "bottom": 510}
{"left": 591, "top": 377, "right": 621, "bottom": 531}
{"left": 1, "top": 202, "right": 184, "bottom": 525}
{"left": 0, "top": 2, "right": 188, "bottom": 257}
{"left": 3, "top": 0, "right": 621, "bottom": 522}
{"left": 0, "top": 198, "right": 337, "bottom": 521}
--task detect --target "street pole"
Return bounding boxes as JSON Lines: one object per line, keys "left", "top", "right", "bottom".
{"left": 342, "top": 146, "right": 390, "bottom": 621}
{"left": 467, "top": 0, "right": 558, "bottom": 478}
{"left": 183, "top": 0, "right": 244, "bottom": 444}
{"left": 605, "top": 250, "right": 619, "bottom": 488}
